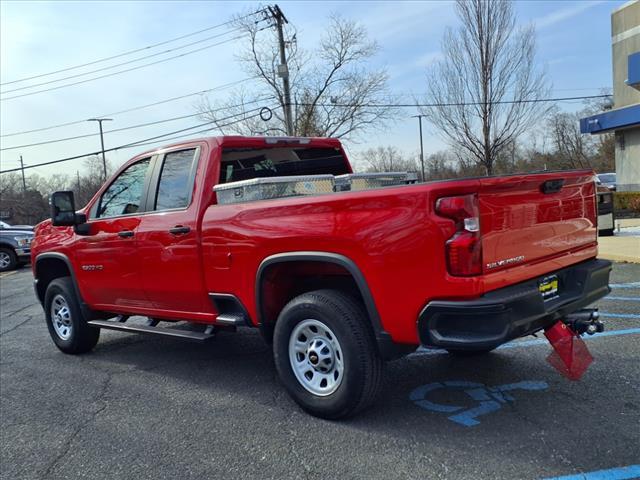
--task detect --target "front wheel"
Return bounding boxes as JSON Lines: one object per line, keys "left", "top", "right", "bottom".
{"left": 44, "top": 277, "right": 100, "bottom": 354}
{"left": 0, "top": 248, "right": 17, "bottom": 272}
{"left": 273, "top": 289, "right": 383, "bottom": 419}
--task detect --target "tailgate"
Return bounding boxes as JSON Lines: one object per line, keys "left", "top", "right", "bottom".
{"left": 479, "top": 170, "right": 597, "bottom": 273}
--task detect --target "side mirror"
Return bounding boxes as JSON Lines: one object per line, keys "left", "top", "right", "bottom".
{"left": 50, "top": 191, "right": 85, "bottom": 227}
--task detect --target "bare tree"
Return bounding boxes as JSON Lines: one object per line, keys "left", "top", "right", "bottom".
{"left": 0, "top": 155, "right": 115, "bottom": 225}
{"left": 196, "top": 11, "right": 395, "bottom": 140}
{"left": 425, "top": 150, "right": 466, "bottom": 180}
{"left": 354, "top": 146, "right": 423, "bottom": 177}
{"left": 548, "top": 110, "right": 595, "bottom": 170}
{"left": 420, "top": 0, "right": 551, "bottom": 175}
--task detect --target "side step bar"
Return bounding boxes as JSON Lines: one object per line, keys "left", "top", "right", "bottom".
{"left": 215, "top": 314, "right": 246, "bottom": 327}
{"left": 87, "top": 320, "right": 215, "bottom": 343}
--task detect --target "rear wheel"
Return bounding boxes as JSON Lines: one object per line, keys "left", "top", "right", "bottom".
{"left": 44, "top": 277, "right": 100, "bottom": 354}
{"left": 273, "top": 289, "right": 383, "bottom": 419}
{"left": 0, "top": 248, "right": 17, "bottom": 272}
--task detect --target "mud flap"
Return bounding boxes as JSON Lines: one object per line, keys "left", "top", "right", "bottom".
{"left": 544, "top": 321, "right": 594, "bottom": 380}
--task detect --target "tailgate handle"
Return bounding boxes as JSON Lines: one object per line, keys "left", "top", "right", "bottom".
{"left": 541, "top": 179, "right": 565, "bottom": 194}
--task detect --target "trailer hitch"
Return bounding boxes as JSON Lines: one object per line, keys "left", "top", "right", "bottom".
{"left": 562, "top": 308, "right": 604, "bottom": 336}
{"left": 543, "top": 309, "right": 604, "bottom": 381}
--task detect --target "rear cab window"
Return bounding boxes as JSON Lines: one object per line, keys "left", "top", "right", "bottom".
{"left": 154, "top": 148, "right": 198, "bottom": 211}
{"left": 219, "top": 146, "right": 350, "bottom": 184}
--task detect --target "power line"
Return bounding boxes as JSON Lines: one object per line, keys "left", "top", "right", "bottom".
{"left": 0, "top": 96, "right": 275, "bottom": 151}
{"left": 0, "top": 33, "right": 251, "bottom": 101}
{"left": 0, "top": 9, "right": 266, "bottom": 86}
{"left": 294, "top": 94, "right": 612, "bottom": 109}
{"left": 0, "top": 78, "right": 257, "bottom": 138}
{"left": 1, "top": 27, "right": 247, "bottom": 94}
{"left": 2, "top": 89, "right": 609, "bottom": 140}
{"left": 0, "top": 93, "right": 611, "bottom": 151}
{"left": 0, "top": 105, "right": 279, "bottom": 174}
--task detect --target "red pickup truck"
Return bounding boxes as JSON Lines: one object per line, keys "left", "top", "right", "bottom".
{"left": 32, "top": 136, "right": 611, "bottom": 419}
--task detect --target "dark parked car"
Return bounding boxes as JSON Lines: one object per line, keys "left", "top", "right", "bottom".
{"left": 0, "top": 220, "right": 33, "bottom": 231}
{"left": 0, "top": 226, "right": 34, "bottom": 272}
{"left": 596, "top": 173, "right": 616, "bottom": 191}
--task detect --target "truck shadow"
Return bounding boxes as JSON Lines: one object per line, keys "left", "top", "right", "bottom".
{"left": 79, "top": 326, "right": 639, "bottom": 474}
{"left": 88, "top": 327, "right": 548, "bottom": 418}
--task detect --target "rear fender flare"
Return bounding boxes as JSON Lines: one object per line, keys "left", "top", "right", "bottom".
{"left": 255, "top": 251, "right": 399, "bottom": 357}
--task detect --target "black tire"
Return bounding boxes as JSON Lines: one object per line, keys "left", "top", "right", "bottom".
{"left": 44, "top": 277, "right": 100, "bottom": 354}
{"left": 0, "top": 247, "right": 17, "bottom": 272}
{"left": 598, "top": 228, "right": 614, "bottom": 237}
{"left": 273, "top": 289, "right": 383, "bottom": 419}
{"left": 446, "top": 348, "right": 495, "bottom": 357}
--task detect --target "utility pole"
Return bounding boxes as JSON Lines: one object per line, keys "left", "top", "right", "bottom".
{"left": 88, "top": 118, "right": 112, "bottom": 181}
{"left": 19, "top": 155, "right": 26, "bottom": 194}
{"left": 412, "top": 115, "right": 426, "bottom": 182}
{"left": 268, "top": 5, "right": 294, "bottom": 136}
{"left": 76, "top": 170, "right": 81, "bottom": 193}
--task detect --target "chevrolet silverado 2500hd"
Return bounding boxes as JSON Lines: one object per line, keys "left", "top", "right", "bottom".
{"left": 31, "top": 136, "right": 611, "bottom": 419}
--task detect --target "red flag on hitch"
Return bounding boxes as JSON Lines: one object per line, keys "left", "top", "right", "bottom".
{"left": 544, "top": 321, "right": 594, "bottom": 381}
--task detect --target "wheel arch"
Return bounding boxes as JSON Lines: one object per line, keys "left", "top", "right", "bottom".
{"left": 255, "top": 252, "right": 402, "bottom": 359}
{"left": 34, "top": 253, "right": 81, "bottom": 307}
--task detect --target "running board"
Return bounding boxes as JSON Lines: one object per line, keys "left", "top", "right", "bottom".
{"left": 87, "top": 320, "right": 215, "bottom": 343}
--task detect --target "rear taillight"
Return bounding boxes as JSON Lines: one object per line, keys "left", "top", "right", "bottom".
{"left": 436, "top": 194, "right": 482, "bottom": 276}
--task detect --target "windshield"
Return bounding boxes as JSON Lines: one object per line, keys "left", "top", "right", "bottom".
{"left": 219, "top": 146, "right": 350, "bottom": 184}
{"left": 598, "top": 174, "right": 616, "bottom": 183}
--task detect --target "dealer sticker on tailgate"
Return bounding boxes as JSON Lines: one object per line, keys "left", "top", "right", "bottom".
{"left": 539, "top": 275, "right": 559, "bottom": 300}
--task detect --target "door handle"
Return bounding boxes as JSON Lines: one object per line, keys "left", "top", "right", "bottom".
{"left": 118, "top": 230, "right": 134, "bottom": 238}
{"left": 169, "top": 226, "right": 191, "bottom": 235}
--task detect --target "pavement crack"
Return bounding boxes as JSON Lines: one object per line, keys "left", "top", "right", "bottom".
{"left": 41, "top": 372, "right": 114, "bottom": 479}
{"left": 0, "top": 314, "right": 36, "bottom": 337}
{"left": 2, "top": 302, "right": 40, "bottom": 319}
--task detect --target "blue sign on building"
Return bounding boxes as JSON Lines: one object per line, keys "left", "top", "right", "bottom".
{"left": 580, "top": 104, "right": 640, "bottom": 134}
{"left": 626, "top": 51, "right": 640, "bottom": 89}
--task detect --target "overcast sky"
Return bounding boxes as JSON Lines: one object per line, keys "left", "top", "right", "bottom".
{"left": 0, "top": 0, "right": 617, "bottom": 177}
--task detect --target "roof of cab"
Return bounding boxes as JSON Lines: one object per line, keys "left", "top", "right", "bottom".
{"left": 133, "top": 135, "right": 342, "bottom": 159}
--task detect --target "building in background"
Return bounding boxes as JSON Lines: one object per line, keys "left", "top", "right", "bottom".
{"left": 581, "top": 0, "right": 640, "bottom": 191}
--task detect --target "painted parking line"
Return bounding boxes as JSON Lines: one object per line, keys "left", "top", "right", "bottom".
{"left": 600, "top": 313, "right": 640, "bottom": 319}
{"left": 603, "top": 296, "right": 640, "bottom": 301}
{"left": 542, "top": 464, "right": 640, "bottom": 480}
{"left": 610, "top": 282, "right": 640, "bottom": 289}
{"left": 412, "top": 328, "right": 640, "bottom": 357}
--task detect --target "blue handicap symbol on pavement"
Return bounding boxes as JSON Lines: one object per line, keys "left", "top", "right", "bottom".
{"left": 409, "top": 380, "right": 549, "bottom": 427}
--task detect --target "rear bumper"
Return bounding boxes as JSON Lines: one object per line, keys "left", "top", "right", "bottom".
{"left": 418, "top": 258, "right": 612, "bottom": 350}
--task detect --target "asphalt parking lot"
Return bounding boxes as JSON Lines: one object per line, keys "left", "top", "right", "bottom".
{"left": 1, "top": 263, "right": 638, "bottom": 480}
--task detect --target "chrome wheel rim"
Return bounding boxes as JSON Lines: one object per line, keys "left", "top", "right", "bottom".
{"left": 0, "top": 252, "right": 10, "bottom": 269}
{"left": 51, "top": 294, "right": 72, "bottom": 340}
{"left": 289, "top": 319, "right": 344, "bottom": 396}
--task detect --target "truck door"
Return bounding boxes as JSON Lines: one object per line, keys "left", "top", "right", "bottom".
{"left": 75, "top": 157, "right": 154, "bottom": 309}
{"left": 135, "top": 146, "right": 212, "bottom": 316}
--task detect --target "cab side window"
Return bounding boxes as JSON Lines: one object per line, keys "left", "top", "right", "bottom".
{"left": 154, "top": 149, "right": 197, "bottom": 211}
{"left": 97, "top": 158, "right": 151, "bottom": 218}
